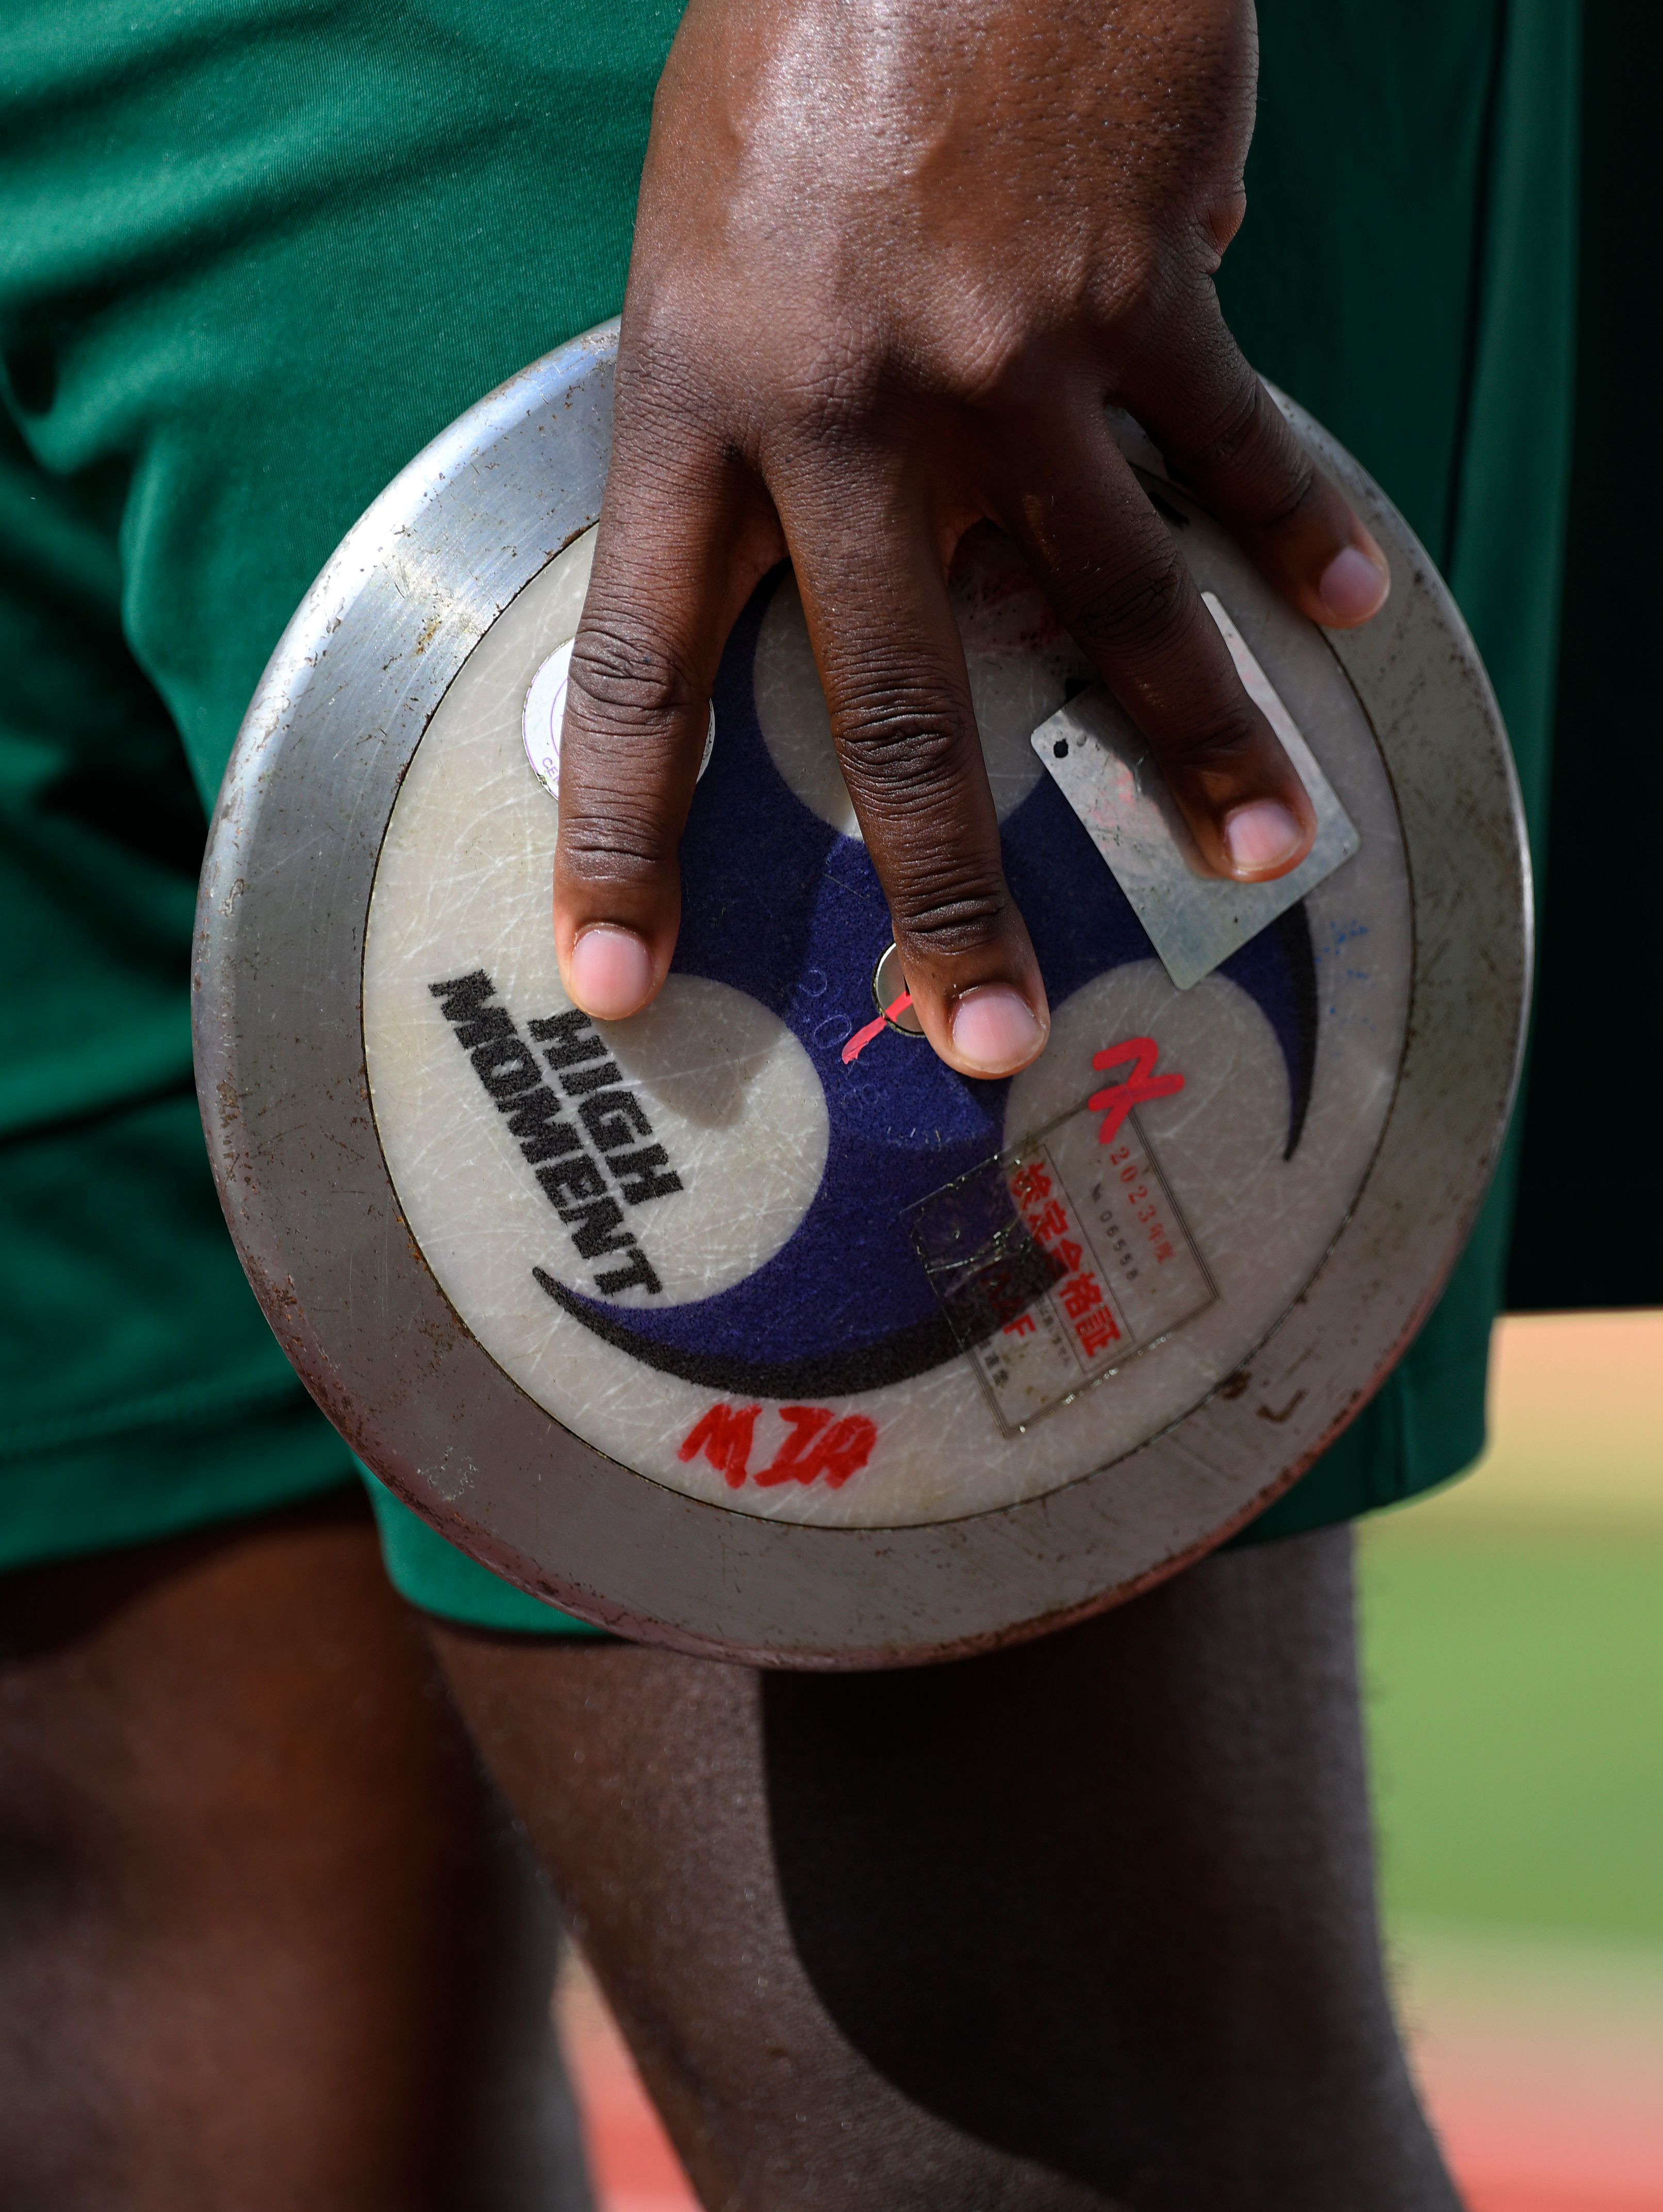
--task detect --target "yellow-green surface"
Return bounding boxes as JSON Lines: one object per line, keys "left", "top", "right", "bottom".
{"left": 1361, "top": 1315, "right": 1663, "bottom": 1947}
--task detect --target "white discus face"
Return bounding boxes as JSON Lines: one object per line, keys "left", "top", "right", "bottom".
{"left": 362, "top": 504, "right": 1411, "bottom": 1530}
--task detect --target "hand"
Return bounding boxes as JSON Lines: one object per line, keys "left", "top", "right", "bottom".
{"left": 553, "top": 0, "right": 1390, "bottom": 1077}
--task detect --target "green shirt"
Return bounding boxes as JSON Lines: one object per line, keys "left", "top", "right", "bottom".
{"left": 0, "top": 0, "right": 1590, "bottom": 1604}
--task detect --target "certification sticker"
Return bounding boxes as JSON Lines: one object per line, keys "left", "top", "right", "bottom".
{"left": 908, "top": 1093, "right": 1215, "bottom": 1433}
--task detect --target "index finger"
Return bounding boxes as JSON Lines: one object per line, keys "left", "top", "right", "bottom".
{"left": 554, "top": 407, "right": 779, "bottom": 1020}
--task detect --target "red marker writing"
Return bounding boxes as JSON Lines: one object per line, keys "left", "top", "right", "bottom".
{"left": 1089, "top": 1035, "right": 1184, "bottom": 1145}
{"left": 842, "top": 991, "right": 914, "bottom": 1067}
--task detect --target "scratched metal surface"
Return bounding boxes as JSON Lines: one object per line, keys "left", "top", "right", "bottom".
{"left": 1031, "top": 596, "right": 1362, "bottom": 990}
{"left": 194, "top": 323, "right": 1529, "bottom": 1666}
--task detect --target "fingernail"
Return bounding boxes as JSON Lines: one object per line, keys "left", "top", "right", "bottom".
{"left": 569, "top": 926, "right": 654, "bottom": 1020}
{"left": 950, "top": 986, "right": 1045, "bottom": 1075}
{"left": 1224, "top": 799, "right": 1306, "bottom": 875}
{"left": 1318, "top": 543, "right": 1390, "bottom": 624}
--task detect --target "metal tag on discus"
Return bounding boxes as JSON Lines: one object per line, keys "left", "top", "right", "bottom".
{"left": 194, "top": 319, "right": 1529, "bottom": 1667}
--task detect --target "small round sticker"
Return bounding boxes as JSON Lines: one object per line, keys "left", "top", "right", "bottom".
{"left": 522, "top": 638, "right": 716, "bottom": 801}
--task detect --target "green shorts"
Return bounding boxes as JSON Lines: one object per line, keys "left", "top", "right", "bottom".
{"left": 0, "top": 0, "right": 1587, "bottom": 1632}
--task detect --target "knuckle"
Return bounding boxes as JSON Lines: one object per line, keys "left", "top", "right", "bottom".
{"left": 615, "top": 351, "right": 697, "bottom": 436}
{"left": 823, "top": 661, "right": 1011, "bottom": 956}
{"left": 1182, "top": 378, "right": 1267, "bottom": 476}
{"left": 1072, "top": 552, "right": 1193, "bottom": 663}
{"left": 567, "top": 616, "right": 702, "bottom": 739}
{"left": 1207, "top": 186, "right": 1249, "bottom": 257}
{"left": 619, "top": 294, "right": 696, "bottom": 384}
{"left": 557, "top": 804, "right": 676, "bottom": 888}
{"left": 1250, "top": 456, "right": 1324, "bottom": 537}
{"left": 928, "top": 302, "right": 1035, "bottom": 411}
{"left": 833, "top": 670, "right": 965, "bottom": 784}
{"left": 1100, "top": 239, "right": 1172, "bottom": 334}
{"left": 1159, "top": 705, "right": 1264, "bottom": 779}
{"left": 617, "top": 284, "right": 720, "bottom": 407}
{"left": 831, "top": 680, "right": 994, "bottom": 831}
{"left": 1183, "top": 385, "right": 1318, "bottom": 530}
{"left": 806, "top": 355, "right": 883, "bottom": 440}
{"left": 759, "top": 335, "right": 890, "bottom": 459}
{"left": 892, "top": 875, "right": 1010, "bottom": 960}
{"left": 611, "top": 368, "right": 727, "bottom": 480}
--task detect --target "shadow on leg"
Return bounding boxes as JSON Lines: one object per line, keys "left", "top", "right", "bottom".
{"left": 434, "top": 1525, "right": 1460, "bottom": 2211}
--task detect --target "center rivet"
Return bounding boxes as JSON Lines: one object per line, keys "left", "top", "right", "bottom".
{"left": 871, "top": 943, "right": 925, "bottom": 1034}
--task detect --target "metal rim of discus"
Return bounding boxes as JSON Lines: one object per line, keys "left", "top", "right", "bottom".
{"left": 194, "top": 319, "right": 1530, "bottom": 1668}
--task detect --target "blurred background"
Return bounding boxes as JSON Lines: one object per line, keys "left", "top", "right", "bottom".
{"left": 556, "top": 1311, "right": 1663, "bottom": 2212}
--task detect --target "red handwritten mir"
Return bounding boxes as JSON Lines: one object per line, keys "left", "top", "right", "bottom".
{"left": 1089, "top": 1035, "right": 1184, "bottom": 1146}
{"left": 679, "top": 1403, "right": 878, "bottom": 1490}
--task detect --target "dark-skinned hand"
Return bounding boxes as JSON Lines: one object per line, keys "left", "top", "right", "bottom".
{"left": 554, "top": 0, "right": 1390, "bottom": 1078}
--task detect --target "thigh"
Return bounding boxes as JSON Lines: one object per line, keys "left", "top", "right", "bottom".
{"left": 432, "top": 1527, "right": 1457, "bottom": 2212}
{"left": 0, "top": 1492, "right": 589, "bottom": 2212}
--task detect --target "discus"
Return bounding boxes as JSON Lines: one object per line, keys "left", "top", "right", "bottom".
{"left": 195, "top": 319, "right": 1528, "bottom": 1665}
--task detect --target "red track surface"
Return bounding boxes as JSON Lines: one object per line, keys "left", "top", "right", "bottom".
{"left": 562, "top": 1971, "right": 695, "bottom": 2212}
{"left": 559, "top": 1964, "right": 1663, "bottom": 2212}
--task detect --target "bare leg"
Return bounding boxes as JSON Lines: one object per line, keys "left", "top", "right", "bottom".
{"left": 434, "top": 1525, "right": 1458, "bottom": 2211}
{"left": 0, "top": 1492, "right": 590, "bottom": 2212}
